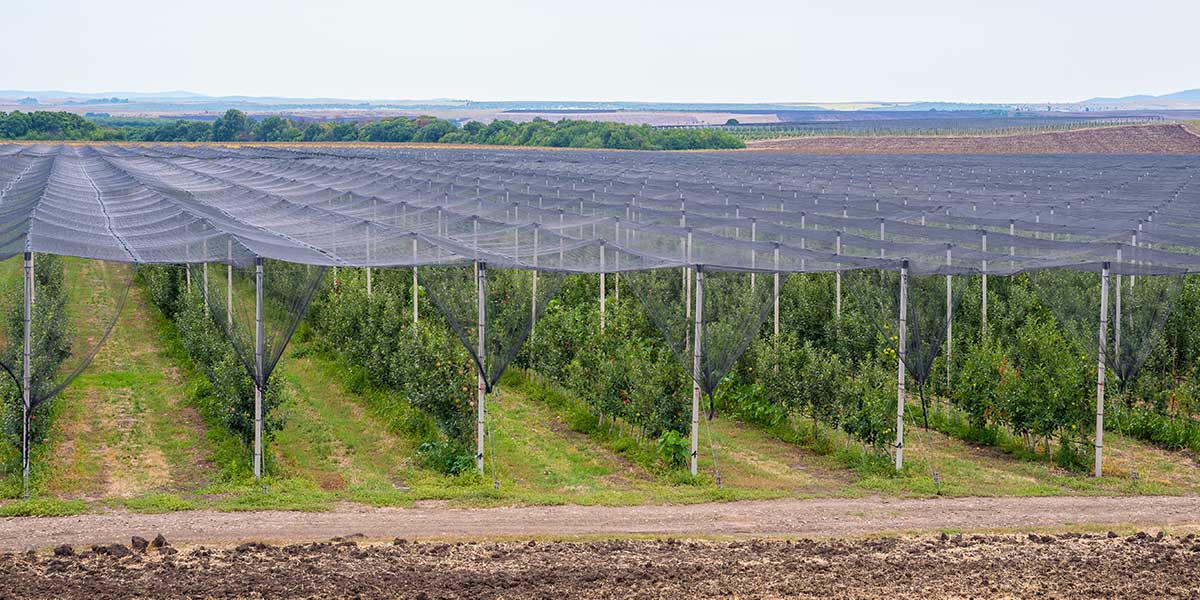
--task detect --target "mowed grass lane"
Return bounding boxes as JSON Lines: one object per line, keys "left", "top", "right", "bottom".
{"left": 43, "top": 260, "right": 216, "bottom": 505}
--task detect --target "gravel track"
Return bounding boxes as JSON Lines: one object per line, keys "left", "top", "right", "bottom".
{"left": 3, "top": 495, "right": 1200, "bottom": 552}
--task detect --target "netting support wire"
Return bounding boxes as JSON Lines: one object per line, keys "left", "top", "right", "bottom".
{"left": 981, "top": 230, "right": 988, "bottom": 335}
{"left": 253, "top": 256, "right": 264, "bottom": 480}
{"left": 21, "top": 251, "right": 32, "bottom": 498}
{"left": 835, "top": 232, "right": 843, "bottom": 319}
{"left": 946, "top": 245, "right": 953, "bottom": 388}
{"left": 1095, "top": 261, "right": 1110, "bottom": 478}
{"left": 691, "top": 266, "right": 704, "bottom": 477}
{"left": 600, "top": 241, "right": 607, "bottom": 332}
{"left": 896, "top": 259, "right": 909, "bottom": 472}
{"left": 412, "top": 236, "right": 419, "bottom": 325}
{"left": 476, "top": 261, "right": 487, "bottom": 475}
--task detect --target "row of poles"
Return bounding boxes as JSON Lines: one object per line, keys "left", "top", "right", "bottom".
{"left": 191, "top": 236, "right": 1116, "bottom": 483}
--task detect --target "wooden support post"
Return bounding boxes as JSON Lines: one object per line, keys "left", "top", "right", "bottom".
{"left": 773, "top": 244, "right": 780, "bottom": 337}
{"left": 253, "top": 257, "right": 264, "bottom": 480}
{"left": 476, "top": 262, "right": 487, "bottom": 475}
{"left": 531, "top": 226, "right": 539, "bottom": 335}
{"left": 600, "top": 241, "right": 606, "bottom": 332}
{"left": 412, "top": 236, "right": 419, "bottom": 325}
{"left": 1095, "top": 262, "right": 1110, "bottom": 478}
{"left": 946, "top": 245, "right": 953, "bottom": 387}
{"left": 835, "top": 232, "right": 843, "bottom": 319}
{"left": 21, "top": 251, "right": 32, "bottom": 497}
{"left": 691, "top": 267, "right": 704, "bottom": 476}
{"left": 981, "top": 230, "right": 988, "bottom": 335}
{"left": 896, "top": 260, "right": 908, "bottom": 472}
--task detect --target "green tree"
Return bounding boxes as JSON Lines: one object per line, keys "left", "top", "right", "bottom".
{"left": 211, "top": 109, "right": 250, "bottom": 141}
{"left": 252, "top": 116, "right": 302, "bottom": 142}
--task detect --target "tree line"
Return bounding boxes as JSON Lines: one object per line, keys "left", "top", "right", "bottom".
{"left": 0, "top": 109, "right": 744, "bottom": 150}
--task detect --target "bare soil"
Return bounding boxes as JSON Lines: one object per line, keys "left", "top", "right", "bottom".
{"left": 745, "top": 124, "right": 1200, "bottom": 154}
{"left": 3, "top": 495, "right": 1200, "bottom": 552}
{"left": 3, "top": 532, "right": 1199, "bottom": 599}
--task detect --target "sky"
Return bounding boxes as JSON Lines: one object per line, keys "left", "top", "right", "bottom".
{"left": 2, "top": 0, "right": 1196, "bottom": 103}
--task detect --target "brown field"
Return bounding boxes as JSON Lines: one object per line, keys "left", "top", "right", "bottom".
{"left": 745, "top": 123, "right": 1200, "bottom": 154}
{"left": 4, "top": 533, "right": 1198, "bottom": 599}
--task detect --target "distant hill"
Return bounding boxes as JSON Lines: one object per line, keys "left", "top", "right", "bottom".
{"left": 1079, "top": 89, "right": 1200, "bottom": 109}
{"left": 2, "top": 88, "right": 1198, "bottom": 122}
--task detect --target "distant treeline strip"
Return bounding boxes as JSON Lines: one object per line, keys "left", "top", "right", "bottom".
{"left": 0, "top": 109, "right": 744, "bottom": 150}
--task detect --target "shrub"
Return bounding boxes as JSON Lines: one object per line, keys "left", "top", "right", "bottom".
{"left": 655, "top": 430, "right": 689, "bottom": 469}
{"left": 138, "top": 266, "right": 285, "bottom": 455}
{"left": 307, "top": 268, "right": 476, "bottom": 471}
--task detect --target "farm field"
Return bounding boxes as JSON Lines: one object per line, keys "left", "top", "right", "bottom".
{"left": 3, "top": 265, "right": 1199, "bottom": 517}
{"left": 1, "top": 141, "right": 1199, "bottom": 597}
{"left": 744, "top": 123, "right": 1200, "bottom": 153}
{"left": 4, "top": 533, "right": 1199, "bottom": 599}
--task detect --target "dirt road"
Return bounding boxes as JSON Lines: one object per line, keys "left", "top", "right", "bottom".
{"left": 3, "top": 495, "right": 1200, "bottom": 551}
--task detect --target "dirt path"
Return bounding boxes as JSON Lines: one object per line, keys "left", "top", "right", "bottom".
{"left": 45, "top": 265, "right": 213, "bottom": 499}
{"left": 2, "top": 495, "right": 1199, "bottom": 551}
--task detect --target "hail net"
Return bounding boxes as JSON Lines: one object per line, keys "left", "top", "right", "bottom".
{"left": 0, "top": 144, "right": 1198, "bottom": 454}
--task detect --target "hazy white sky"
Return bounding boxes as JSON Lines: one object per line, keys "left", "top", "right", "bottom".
{"left": 2, "top": 0, "right": 1196, "bottom": 103}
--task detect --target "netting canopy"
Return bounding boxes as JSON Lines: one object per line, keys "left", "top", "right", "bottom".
{"left": 1, "top": 143, "right": 1198, "bottom": 482}
{"left": 0, "top": 144, "right": 1196, "bottom": 275}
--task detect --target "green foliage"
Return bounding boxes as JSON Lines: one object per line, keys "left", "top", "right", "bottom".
{"left": 0, "top": 497, "right": 87, "bottom": 517}
{"left": 0, "top": 254, "right": 72, "bottom": 463}
{"left": 0, "top": 110, "right": 745, "bottom": 150}
{"left": 138, "top": 266, "right": 285, "bottom": 457}
{"left": 522, "top": 278, "right": 689, "bottom": 438}
{"left": 416, "top": 440, "right": 476, "bottom": 475}
{"left": 253, "top": 116, "right": 303, "bottom": 142}
{"left": 838, "top": 358, "right": 897, "bottom": 451}
{"left": 306, "top": 270, "right": 476, "bottom": 472}
{"left": 211, "top": 109, "right": 250, "bottom": 142}
{"left": 655, "top": 430, "right": 689, "bottom": 468}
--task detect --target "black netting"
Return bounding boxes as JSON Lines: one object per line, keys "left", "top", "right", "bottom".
{"left": 417, "top": 264, "right": 565, "bottom": 391}
{"left": 195, "top": 259, "right": 327, "bottom": 386}
{"left": 0, "top": 146, "right": 1194, "bottom": 278}
{"left": 846, "top": 264, "right": 965, "bottom": 426}
{"left": 0, "top": 254, "right": 134, "bottom": 487}
{"left": 1030, "top": 261, "right": 1184, "bottom": 392}
{"left": 625, "top": 267, "right": 774, "bottom": 403}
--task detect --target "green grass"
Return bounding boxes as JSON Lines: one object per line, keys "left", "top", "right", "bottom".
{"left": 718, "top": 390, "right": 1200, "bottom": 499}
{"left": 37, "top": 260, "right": 219, "bottom": 499}
{"left": 119, "top": 492, "right": 198, "bottom": 513}
{"left": 0, "top": 497, "right": 87, "bottom": 517}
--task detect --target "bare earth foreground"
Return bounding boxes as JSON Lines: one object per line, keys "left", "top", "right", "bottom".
{"left": 3, "top": 532, "right": 1199, "bottom": 599}
{"left": 2, "top": 496, "right": 1200, "bottom": 598}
